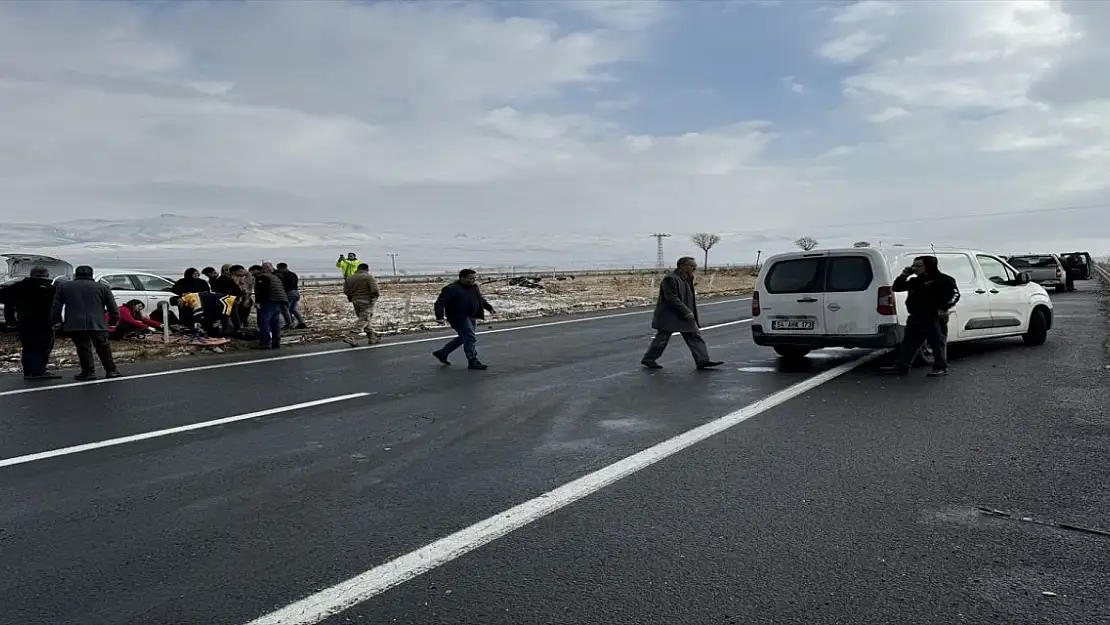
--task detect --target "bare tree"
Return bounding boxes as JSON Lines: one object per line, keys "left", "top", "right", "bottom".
{"left": 853, "top": 241, "right": 871, "bottom": 248}
{"left": 794, "top": 236, "right": 819, "bottom": 251}
{"left": 691, "top": 232, "right": 722, "bottom": 269}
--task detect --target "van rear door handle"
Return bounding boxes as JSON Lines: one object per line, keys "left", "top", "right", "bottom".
{"left": 797, "top": 297, "right": 818, "bottom": 303}
{"left": 975, "top": 289, "right": 987, "bottom": 294}
{"left": 989, "top": 289, "right": 999, "bottom": 294}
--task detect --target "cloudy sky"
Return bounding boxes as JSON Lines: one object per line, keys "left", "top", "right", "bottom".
{"left": 2, "top": 0, "right": 1109, "bottom": 263}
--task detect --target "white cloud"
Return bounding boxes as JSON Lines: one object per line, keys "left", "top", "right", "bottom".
{"left": 1, "top": 0, "right": 1109, "bottom": 270}
{"left": 782, "top": 76, "right": 806, "bottom": 94}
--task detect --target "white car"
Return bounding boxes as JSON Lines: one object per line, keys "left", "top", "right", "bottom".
{"left": 751, "top": 246, "right": 1054, "bottom": 364}
{"left": 55, "top": 268, "right": 180, "bottom": 318}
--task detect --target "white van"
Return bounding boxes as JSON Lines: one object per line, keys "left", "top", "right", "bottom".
{"left": 750, "top": 247, "right": 1054, "bottom": 363}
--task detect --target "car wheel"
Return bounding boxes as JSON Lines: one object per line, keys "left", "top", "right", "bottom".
{"left": 1054, "top": 285, "right": 1067, "bottom": 293}
{"left": 773, "top": 346, "right": 811, "bottom": 360}
{"left": 1022, "top": 309, "right": 1048, "bottom": 346}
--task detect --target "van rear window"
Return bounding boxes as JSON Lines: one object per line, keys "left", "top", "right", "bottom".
{"left": 825, "top": 256, "right": 873, "bottom": 292}
{"left": 764, "top": 256, "right": 873, "bottom": 294}
{"left": 765, "top": 258, "right": 824, "bottom": 294}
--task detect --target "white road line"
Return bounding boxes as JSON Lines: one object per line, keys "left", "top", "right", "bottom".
{"left": 242, "top": 349, "right": 888, "bottom": 625}
{"left": 0, "top": 393, "right": 370, "bottom": 469}
{"left": 0, "top": 298, "right": 750, "bottom": 398}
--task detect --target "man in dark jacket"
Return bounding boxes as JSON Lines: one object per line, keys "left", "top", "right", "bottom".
{"left": 2, "top": 266, "right": 61, "bottom": 380}
{"left": 275, "top": 262, "right": 307, "bottom": 330}
{"left": 250, "top": 265, "right": 288, "bottom": 349}
{"left": 432, "top": 268, "right": 495, "bottom": 370}
{"left": 882, "top": 254, "right": 960, "bottom": 377}
{"left": 641, "top": 257, "right": 724, "bottom": 370}
{"left": 52, "top": 265, "right": 121, "bottom": 380}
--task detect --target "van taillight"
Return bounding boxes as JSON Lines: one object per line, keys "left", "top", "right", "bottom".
{"left": 1056, "top": 267, "right": 1064, "bottom": 278}
{"left": 877, "top": 286, "right": 896, "bottom": 316}
{"left": 751, "top": 291, "right": 761, "bottom": 316}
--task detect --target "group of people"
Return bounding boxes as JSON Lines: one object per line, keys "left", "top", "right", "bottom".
{"left": 3, "top": 250, "right": 737, "bottom": 381}
{"left": 1, "top": 260, "right": 312, "bottom": 381}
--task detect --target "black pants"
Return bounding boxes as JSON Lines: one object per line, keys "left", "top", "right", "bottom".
{"left": 18, "top": 328, "right": 54, "bottom": 376}
{"left": 70, "top": 330, "right": 118, "bottom": 374}
{"left": 642, "top": 330, "right": 711, "bottom": 365}
{"left": 896, "top": 315, "right": 948, "bottom": 370}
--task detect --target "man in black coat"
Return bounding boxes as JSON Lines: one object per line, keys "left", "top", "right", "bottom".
{"left": 432, "top": 268, "right": 495, "bottom": 370}
{"left": 1, "top": 266, "right": 61, "bottom": 380}
{"left": 52, "top": 265, "right": 122, "bottom": 381}
{"left": 882, "top": 254, "right": 960, "bottom": 377}
{"left": 641, "top": 257, "right": 724, "bottom": 370}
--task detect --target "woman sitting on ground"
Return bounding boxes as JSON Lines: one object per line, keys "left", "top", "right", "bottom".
{"left": 108, "top": 299, "right": 162, "bottom": 340}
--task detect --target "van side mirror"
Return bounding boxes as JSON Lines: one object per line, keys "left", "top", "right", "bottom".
{"left": 1017, "top": 272, "right": 1031, "bottom": 285}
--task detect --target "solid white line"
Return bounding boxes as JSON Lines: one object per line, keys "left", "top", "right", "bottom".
{"left": 242, "top": 349, "right": 888, "bottom": 625}
{"left": 688, "top": 318, "right": 752, "bottom": 332}
{"left": 0, "top": 298, "right": 751, "bottom": 398}
{"left": 0, "top": 393, "right": 370, "bottom": 469}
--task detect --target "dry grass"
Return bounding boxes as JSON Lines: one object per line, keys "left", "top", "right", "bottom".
{"left": 0, "top": 270, "right": 756, "bottom": 374}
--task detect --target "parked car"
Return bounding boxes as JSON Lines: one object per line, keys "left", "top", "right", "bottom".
{"left": 750, "top": 247, "right": 1054, "bottom": 365}
{"left": 54, "top": 268, "right": 180, "bottom": 320}
{"left": 1058, "top": 251, "right": 1093, "bottom": 281}
{"left": 1004, "top": 254, "right": 1068, "bottom": 292}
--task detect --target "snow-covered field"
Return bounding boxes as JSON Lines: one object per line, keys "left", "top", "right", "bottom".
{"left": 0, "top": 272, "right": 756, "bottom": 374}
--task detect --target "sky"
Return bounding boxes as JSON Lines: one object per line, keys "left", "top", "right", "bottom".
{"left": 2, "top": 0, "right": 1110, "bottom": 268}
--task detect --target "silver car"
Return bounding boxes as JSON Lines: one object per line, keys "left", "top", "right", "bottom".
{"left": 1005, "top": 254, "right": 1067, "bottom": 292}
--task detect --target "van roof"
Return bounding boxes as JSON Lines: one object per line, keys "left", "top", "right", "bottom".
{"left": 764, "top": 246, "right": 997, "bottom": 261}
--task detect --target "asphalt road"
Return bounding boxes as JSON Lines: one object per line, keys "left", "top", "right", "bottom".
{"left": 2, "top": 289, "right": 1108, "bottom": 625}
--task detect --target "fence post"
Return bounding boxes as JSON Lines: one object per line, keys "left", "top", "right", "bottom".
{"left": 709, "top": 273, "right": 716, "bottom": 290}
{"left": 403, "top": 294, "right": 412, "bottom": 325}
{"left": 160, "top": 301, "right": 171, "bottom": 344}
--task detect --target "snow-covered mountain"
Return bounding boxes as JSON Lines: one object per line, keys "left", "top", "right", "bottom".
{"left": 2, "top": 214, "right": 388, "bottom": 251}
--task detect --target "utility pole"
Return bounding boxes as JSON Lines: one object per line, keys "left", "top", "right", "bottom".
{"left": 386, "top": 252, "right": 399, "bottom": 277}
{"left": 649, "top": 233, "right": 671, "bottom": 269}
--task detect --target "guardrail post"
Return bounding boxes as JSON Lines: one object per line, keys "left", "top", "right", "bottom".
{"left": 160, "top": 301, "right": 171, "bottom": 344}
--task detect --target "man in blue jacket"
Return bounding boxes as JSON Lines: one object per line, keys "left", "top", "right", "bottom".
{"left": 432, "top": 269, "right": 495, "bottom": 370}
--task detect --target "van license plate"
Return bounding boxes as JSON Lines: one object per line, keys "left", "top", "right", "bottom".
{"left": 772, "top": 319, "right": 815, "bottom": 330}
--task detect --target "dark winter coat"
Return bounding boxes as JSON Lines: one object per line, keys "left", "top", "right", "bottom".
{"left": 435, "top": 281, "right": 494, "bottom": 323}
{"left": 274, "top": 268, "right": 299, "bottom": 292}
{"left": 892, "top": 271, "right": 960, "bottom": 318}
{"left": 651, "top": 271, "right": 700, "bottom": 334}
{"left": 253, "top": 272, "right": 289, "bottom": 305}
{"left": 52, "top": 276, "right": 120, "bottom": 331}
{"left": 3, "top": 277, "right": 57, "bottom": 330}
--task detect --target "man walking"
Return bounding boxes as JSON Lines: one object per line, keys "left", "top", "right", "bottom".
{"left": 2, "top": 266, "right": 61, "bottom": 380}
{"left": 274, "top": 262, "right": 307, "bottom": 330}
{"left": 342, "top": 263, "right": 380, "bottom": 347}
{"left": 250, "top": 265, "right": 288, "bottom": 349}
{"left": 52, "top": 265, "right": 121, "bottom": 380}
{"left": 432, "top": 269, "right": 494, "bottom": 370}
{"left": 881, "top": 255, "right": 960, "bottom": 377}
{"left": 641, "top": 257, "right": 723, "bottom": 371}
